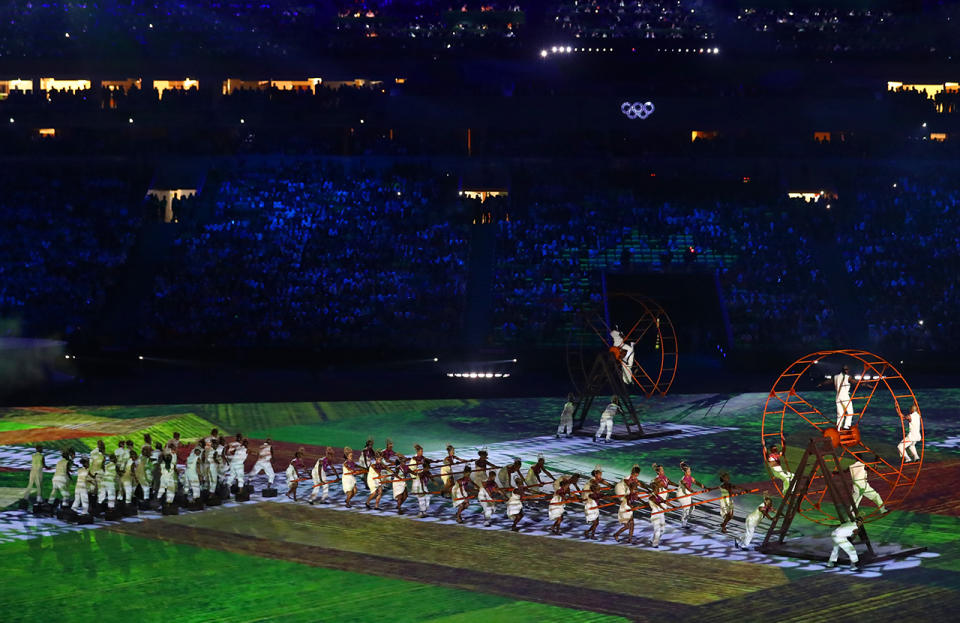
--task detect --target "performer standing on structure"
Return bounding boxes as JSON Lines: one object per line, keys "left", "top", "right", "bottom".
{"left": 898, "top": 402, "right": 922, "bottom": 463}
{"left": 826, "top": 518, "right": 863, "bottom": 571}
{"left": 677, "top": 461, "right": 705, "bottom": 529}
{"left": 22, "top": 446, "right": 46, "bottom": 503}
{"left": 821, "top": 365, "right": 855, "bottom": 430}
{"left": 766, "top": 445, "right": 794, "bottom": 492}
{"left": 71, "top": 458, "right": 91, "bottom": 515}
{"left": 610, "top": 329, "right": 635, "bottom": 385}
{"left": 97, "top": 455, "right": 118, "bottom": 511}
{"left": 557, "top": 393, "right": 576, "bottom": 438}
{"left": 185, "top": 447, "right": 202, "bottom": 501}
{"left": 594, "top": 396, "right": 620, "bottom": 444}
{"left": 249, "top": 438, "right": 276, "bottom": 488}
{"left": 849, "top": 458, "right": 887, "bottom": 513}
{"left": 48, "top": 450, "right": 74, "bottom": 507}
{"left": 737, "top": 494, "right": 775, "bottom": 550}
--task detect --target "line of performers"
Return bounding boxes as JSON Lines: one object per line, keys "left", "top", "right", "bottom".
{"left": 22, "top": 428, "right": 262, "bottom": 515}
{"left": 281, "top": 438, "right": 771, "bottom": 549}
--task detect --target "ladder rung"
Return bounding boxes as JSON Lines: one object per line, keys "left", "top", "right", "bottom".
{"left": 893, "top": 394, "right": 914, "bottom": 399}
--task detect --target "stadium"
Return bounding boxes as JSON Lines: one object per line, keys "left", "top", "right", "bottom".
{"left": 2, "top": 2, "right": 960, "bottom": 621}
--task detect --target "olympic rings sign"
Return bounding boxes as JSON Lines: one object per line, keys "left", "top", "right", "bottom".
{"left": 621, "top": 101, "right": 655, "bottom": 120}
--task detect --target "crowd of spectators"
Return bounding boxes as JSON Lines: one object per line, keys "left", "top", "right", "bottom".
{"left": 838, "top": 178, "right": 960, "bottom": 352}
{"left": 0, "top": 165, "right": 142, "bottom": 339}
{"left": 491, "top": 187, "right": 834, "bottom": 349}
{"left": 142, "top": 162, "right": 470, "bottom": 348}
{"left": 1, "top": 1, "right": 959, "bottom": 58}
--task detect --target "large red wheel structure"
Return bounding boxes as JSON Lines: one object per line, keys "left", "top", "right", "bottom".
{"left": 761, "top": 349, "right": 923, "bottom": 524}
{"left": 566, "top": 295, "right": 678, "bottom": 398}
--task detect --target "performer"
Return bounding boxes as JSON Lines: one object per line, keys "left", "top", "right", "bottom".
{"left": 390, "top": 456, "right": 411, "bottom": 514}
{"left": 898, "top": 402, "right": 922, "bottom": 463}
{"left": 217, "top": 435, "right": 231, "bottom": 491}
{"left": 549, "top": 476, "right": 572, "bottom": 535}
{"left": 249, "top": 438, "right": 276, "bottom": 487}
{"left": 119, "top": 449, "right": 137, "bottom": 506}
{"left": 365, "top": 452, "right": 386, "bottom": 510}
{"left": 677, "top": 461, "right": 705, "bottom": 529}
{"left": 381, "top": 439, "right": 397, "bottom": 463}
{"left": 583, "top": 483, "right": 602, "bottom": 539}
{"left": 320, "top": 447, "right": 340, "bottom": 504}
{"left": 849, "top": 459, "right": 887, "bottom": 513}
{"left": 718, "top": 471, "right": 746, "bottom": 533}
{"left": 71, "top": 458, "right": 91, "bottom": 515}
{"left": 409, "top": 444, "right": 426, "bottom": 471}
{"left": 440, "top": 446, "right": 459, "bottom": 497}
{"left": 616, "top": 465, "right": 651, "bottom": 503}
{"left": 497, "top": 458, "right": 523, "bottom": 490}
{"left": 185, "top": 447, "right": 202, "bottom": 500}
{"left": 826, "top": 519, "right": 863, "bottom": 571}
{"left": 141, "top": 433, "right": 153, "bottom": 456}
{"left": 113, "top": 445, "right": 129, "bottom": 504}
{"left": 506, "top": 475, "right": 525, "bottom": 532}
{"left": 822, "top": 365, "right": 855, "bottom": 430}
{"left": 614, "top": 481, "right": 640, "bottom": 544}
{"left": 478, "top": 471, "right": 499, "bottom": 526}
{"left": 285, "top": 450, "right": 307, "bottom": 501}
{"left": 205, "top": 439, "right": 220, "bottom": 496}
{"left": 136, "top": 447, "right": 154, "bottom": 502}
{"left": 341, "top": 447, "right": 360, "bottom": 508}
{"left": 156, "top": 455, "right": 178, "bottom": 506}
{"left": 766, "top": 445, "right": 794, "bottom": 492}
{"left": 22, "top": 446, "right": 46, "bottom": 502}
{"left": 48, "top": 450, "right": 73, "bottom": 506}
{"left": 472, "top": 449, "right": 499, "bottom": 488}
{"left": 97, "top": 455, "right": 118, "bottom": 510}
{"left": 737, "top": 494, "right": 775, "bottom": 550}
{"left": 412, "top": 458, "right": 436, "bottom": 517}
{"left": 594, "top": 396, "right": 619, "bottom": 443}
{"left": 648, "top": 479, "right": 676, "bottom": 547}
{"left": 556, "top": 393, "right": 576, "bottom": 438}
{"left": 610, "top": 329, "right": 635, "bottom": 385}
{"left": 358, "top": 438, "right": 377, "bottom": 483}
{"left": 524, "top": 454, "right": 556, "bottom": 490}
{"left": 453, "top": 465, "right": 475, "bottom": 524}
{"left": 227, "top": 439, "right": 248, "bottom": 490}
{"left": 89, "top": 440, "right": 105, "bottom": 477}
{"left": 652, "top": 463, "right": 678, "bottom": 499}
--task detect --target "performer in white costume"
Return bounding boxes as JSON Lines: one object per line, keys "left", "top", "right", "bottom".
{"left": 766, "top": 445, "right": 794, "bottom": 492}
{"left": 71, "top": 458, "right": 91, "bottom": 515}
{"left": 594, "top": 397, "right": 620, "bottom": 443}
{"left": 249, "top": 438, "right": 276, "bottom": 486}
{"left": 827, "top": 519, "right": 862, "bottom": 571}
{"left": 610, "top": 329, "right": 635, "bottom": 384}
{"left": 185, "top": 447, "right": 202, "bottom": 500}
{"left": 556, "top": 393, "right": 576, "bottom": 438}
{"left": 898, "top": 402, "right": 922, "bottom": 463}
{"left": 22, "top": 446, "right": 46, "bottom": 502}
{"left": 737, "top": 495, "right": 775, "bottom": 550}
{"left": 849, "top": 459, "right": 887, "bottom": 513}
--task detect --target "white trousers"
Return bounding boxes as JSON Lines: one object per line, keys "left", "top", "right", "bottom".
{"left": 596, "top": 418, "right": 614, "bottom": 441}
{"left": 836, "top": 394, "right": 854, "bottom": 428}
{"left": 48, "top": 475, "right": 70, "bottom": 503}
{"left": 678, "top": 486, "right": 694, "bottom": 526}
{"left": 742, "top": 512, "right": 761, "bottom": 548}
{"left": 72, "top": 487, "right": 89, "bottom": 514}
{"left": 207, "top": 464, "right": 219, "bottom": 490}
{"left": 829, "top": 537, "right": 858, "bottom": 564}
{"left": 418, "top": 494, "right": 432, "bottom": 513}
{"left": 156, "top": 483, "right": 176, "bottom": 503}
{"left": 898, "top": 440, "right": 920, "bottom": 461}
{"left": 557, "top": 416, "right": 573, "bottom": 436}
{"left": 23, "top": 470, "right": 43, "bottom": 500}
{"left": 481, "top": 501, "right": 496, "bottom": 520}
{"left": 650, "top": 514, "right": 665, "bottom": 546}
{"left": 229, "top": 460, "right": 245, "bottom": 487}
{"left": 853, "top": 481, "right": 884, "bottom": 509}
{"left": 249, "top": 460, "right": 275, "bottom": 485}
{"left": 771, "top": 465, "right": 794, "bottom": 492}
{"left": 98, "top": 485, "right": 116, "bottom": 509}
{"left": 186, "top": 471, "right": 201, "bottom": 499}
{"left": 121, "top": 481, "right": 135, "bottom": 503}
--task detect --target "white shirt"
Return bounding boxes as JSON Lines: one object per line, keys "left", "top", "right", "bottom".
{"left": 907, "top": 409, "right": 922, "bottom": 442}
{"left": 832, "top": 521, "right": 858, "bottom": 539}
{"left": 834, "top": 373, "right": 851, "bottom": 397}
{"left": 849, "top": 461, "right": 867, "bottom": 484}
{"left": 601, "top": 403, "right": 620, "bottom": 421}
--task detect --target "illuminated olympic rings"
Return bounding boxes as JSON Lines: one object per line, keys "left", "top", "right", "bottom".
{"left": 620, "top": 101, "right": 655, "bottom": 120}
